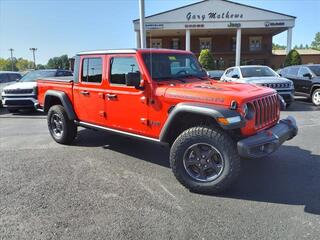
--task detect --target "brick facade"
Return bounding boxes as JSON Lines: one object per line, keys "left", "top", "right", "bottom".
{"left": 147, "top": 34, "right": 274, "bottom": 68}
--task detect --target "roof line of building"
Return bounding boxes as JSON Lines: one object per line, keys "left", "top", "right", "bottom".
{"left": 133, "top": 0, "right": 296, "bottom": 23}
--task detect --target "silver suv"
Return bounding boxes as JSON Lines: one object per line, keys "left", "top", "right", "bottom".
{"left": 2, "top": 69, "right": 72, "bottom": 113}
{"left": 0, "top": 71, "right": 22, "bottom": 106}
{"left": 221, "top": 65, "right": 294, "bottom": 107}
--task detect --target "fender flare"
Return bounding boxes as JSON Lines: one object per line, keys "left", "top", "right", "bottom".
{"left": 44, "top": 90, "right": 77, "bottom": 120}
{"left": 311, "top": 84, "right": 320, "bottom": 94}
{"left": 159, "top": 102, "right": 245, "bottom": 142}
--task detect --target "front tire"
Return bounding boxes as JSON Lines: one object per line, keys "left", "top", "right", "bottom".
{"left": 311, "top": 89, "right": 320, "bottom": 106}
{"left": 170, "top": 126, "right": 240, "bottom": 194}
{"left": 47, "top": 105, "right": 77, "bottom": 144}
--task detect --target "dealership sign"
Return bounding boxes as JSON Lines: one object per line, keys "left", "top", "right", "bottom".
{"left": 186, "top": 11, "right": 244, "bottom": 21}
{"left": 145, "top": 23, "right": 164, "bottom": 30}
{"left": 264, "top": 21, "right": 285, "bottom": 27}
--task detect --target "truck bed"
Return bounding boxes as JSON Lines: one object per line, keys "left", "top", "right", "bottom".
{"left": 37, "top": 77, "right": 74, "bottom": 109}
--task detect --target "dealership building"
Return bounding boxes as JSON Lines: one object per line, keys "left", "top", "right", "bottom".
{"left": 133, "top": 0, "right": 319, "bottom": 68}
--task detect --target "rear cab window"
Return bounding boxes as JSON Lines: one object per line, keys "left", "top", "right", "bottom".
{"left": 81, "top": 58, "right": 103, "bottom": 83}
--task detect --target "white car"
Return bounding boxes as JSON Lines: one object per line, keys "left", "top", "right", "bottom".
{"left": 221, "top": 65, "right": 295, "bottom": 106}
{"left": 2, "top": 69, "right": 72, "bottom": 113}
{"left": 0, "top": 71, "right": 22, "bottom": 106}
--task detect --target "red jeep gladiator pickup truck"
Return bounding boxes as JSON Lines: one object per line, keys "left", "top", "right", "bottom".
{"left": 37, "top": 49, "right": 298, "bottom": 193}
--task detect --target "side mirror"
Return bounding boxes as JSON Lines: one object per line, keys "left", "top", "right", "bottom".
{"left": 231, "top": 74, "right": 239, "bottom": 79}
{"left": 303, "top": 73, "right": 312, "bottom": 79}
{"left": 125, "top": 72, "right": 141, "bottom": 88}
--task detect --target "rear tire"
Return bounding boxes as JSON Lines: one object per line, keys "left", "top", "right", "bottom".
{"left": 311, "top": 88, "right": 320, "bottom": 106}
{"left": 47, "top": 105, "right": 77, "bottom": 144}
{"left": 170, "top": 126, "right": 240, "bottom": 194}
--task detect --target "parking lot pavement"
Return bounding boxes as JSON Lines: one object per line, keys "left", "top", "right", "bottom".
{"left": 1, "top": 99, "right": 320, "bottom": 240}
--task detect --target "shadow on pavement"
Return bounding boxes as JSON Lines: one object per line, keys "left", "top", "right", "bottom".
{"left": 284, "top": 98, "right": 319, "bottom": 112}
{"left": 75, "top": 129, "right": 320, "bottom": 215}
{"left": 0, "top": 108, "right": 46, "bottom": 118}
{"left": 75, "top": 128, "right": 170, "bottom": 168}
{"left": 221, "top": 145, "right": 320, "bottom": 215}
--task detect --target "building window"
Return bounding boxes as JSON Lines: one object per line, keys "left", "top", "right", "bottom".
{"left": 172, "top": 38, "right": 180, "bottom": 49}
{"left": 150, "top": 39, "right": 162, "bottom": 48}
{"left": 110, "top": 57, "right": 139, "bottom": 85}
{"left": 249, "top": 37, "right": 262, "bottom": 51}
{"left": 81, "top": 58, "right": 102, "bottom": 83}
{"left": 199, "top": 38, "right": 212, "bottom": 50}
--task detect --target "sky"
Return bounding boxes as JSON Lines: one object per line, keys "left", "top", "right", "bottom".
{"left": 0, "top": 0, "right": 319, "bottom": 64}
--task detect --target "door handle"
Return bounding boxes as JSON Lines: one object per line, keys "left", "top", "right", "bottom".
{"left": 80, "top": 90, "right": 90, "bottom": 96}
{"left": 106, "top": 93, "right": 117, "bottom": 99}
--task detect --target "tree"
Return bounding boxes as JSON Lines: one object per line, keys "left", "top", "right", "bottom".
{"left": 284, "top": 49, "right": 302, "bottom": 66}
{"left": 198, "top": 49, "right": 214, "bottom": 70}
{"left": 272, "top": 43, "right": 286, "bottom": 50}
{"left": 16, "top": 58, "right": 33, "bottom": 71}
{"left": 37, "top": 64, "right": 46, "bottom": 69}
{"left": 47, "top": 54, "right": 70, "bottom": 69}
{"left": 311, "top": 32, "right": 320, "bottom": 50}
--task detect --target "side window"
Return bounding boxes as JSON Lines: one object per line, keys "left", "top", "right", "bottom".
{"left": 280, "top": 68, "right": 288, "bottom": 76}
{"left": 288, "top": 67, "right": 299, "bottom": 76}
{"left": 110, "top": 57, "right": 139, "bottom": 85}
{"left": 225, "top": 68, "right": 234, "bottom": 77}
{"left": 298, "top": 67, "right": 310, "bottom": 77}
{"left": 81, "top": 58, "right": 102, "bottom": 83}
{"left": 11, "top": 74, "right": 21, "bottom": 81}
{"left": 0, "top": 74, "right": 6, "bottom": 83}
{"left": 232, "top": 68, "right": 240, "bottom": 77}
{"left": 56, "top": 71, "right": 64, "bottom": 77}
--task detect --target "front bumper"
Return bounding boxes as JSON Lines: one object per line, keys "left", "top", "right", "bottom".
{"left": 2, "top": 96, "right": 38, "bottom": 109}
{"left": 237, "top": 116, "right": 298, "bottom": 158}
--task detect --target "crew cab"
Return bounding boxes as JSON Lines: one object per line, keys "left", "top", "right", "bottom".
{"left": 37, "top": 49, "right": 298, "bottom": 194}
{"left": 221, "top": 65, "right": 295, "bottom": 107}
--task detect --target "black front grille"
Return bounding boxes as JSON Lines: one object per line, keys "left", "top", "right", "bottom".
{"left": 4, "top": 89, "right": 33, "bottom": 94}
{"left": 5, "top": 100, "right": 34, "bottom": 106}
{"left": 261, "top": 83, "right": 290, "bottom": 89}
{"left": 250, "top": 94, "right": 279, "bottom": 129}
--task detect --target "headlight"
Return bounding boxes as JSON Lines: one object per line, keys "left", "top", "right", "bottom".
{"left": 242, "top": 103, "right": 254, "bottom": 120}
{"left": 242, "top": 103, "right": 249, "bottom": 118}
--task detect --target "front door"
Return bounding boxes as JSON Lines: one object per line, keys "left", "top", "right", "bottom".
{"left": 73, "top": 55, "right": 107, "bottom": 125}
{"left": 104, "top": 54, "right": 148, "bottom": 136}
{"left": 297, "top": 67, "right": 313, "bottom": 93}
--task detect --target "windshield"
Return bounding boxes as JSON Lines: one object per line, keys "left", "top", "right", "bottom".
{"left": 142, "top": 53, "right": 206, "bottom": 81}
{"left": 308, "top": 66, "right": 320, "bottom": 76}
{"left": 20, "top": 70, "right": 56, "bottom": 82}
{"left": 240, "top": 66, "right": 278, "bottom": 78}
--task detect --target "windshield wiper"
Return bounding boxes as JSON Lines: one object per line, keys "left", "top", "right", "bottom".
{"left": 178, "top": 74, "right": 207, "bottom": 80}
{"left": 155, "top": 77, "right": 186, "bottom": 83}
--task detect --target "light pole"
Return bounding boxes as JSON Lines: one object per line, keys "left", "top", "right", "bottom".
{"left": 9, "top": 48, "right": 14, "bottom": 71}
{"left": 139, "top": 0, "right": 146, "bottom": 48}
{"left": 29, "top": 47, "right": 37, "bottom": 69}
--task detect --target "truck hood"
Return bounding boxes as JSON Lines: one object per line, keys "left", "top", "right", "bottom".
{"left": 157, "top": 80, "right": 276, "bottom": 106}
{"left": 3, "top": 81, "right": 36, "bottom": 90}
{"left": 239, "top": 76, "right": 292, "bottom": 84}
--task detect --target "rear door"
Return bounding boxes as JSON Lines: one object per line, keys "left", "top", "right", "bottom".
{"left": 104, "top": 54, "right": 148, "bottom": 135}
{"left": 73, "top": 55, "right": 107, "bottom": 125}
